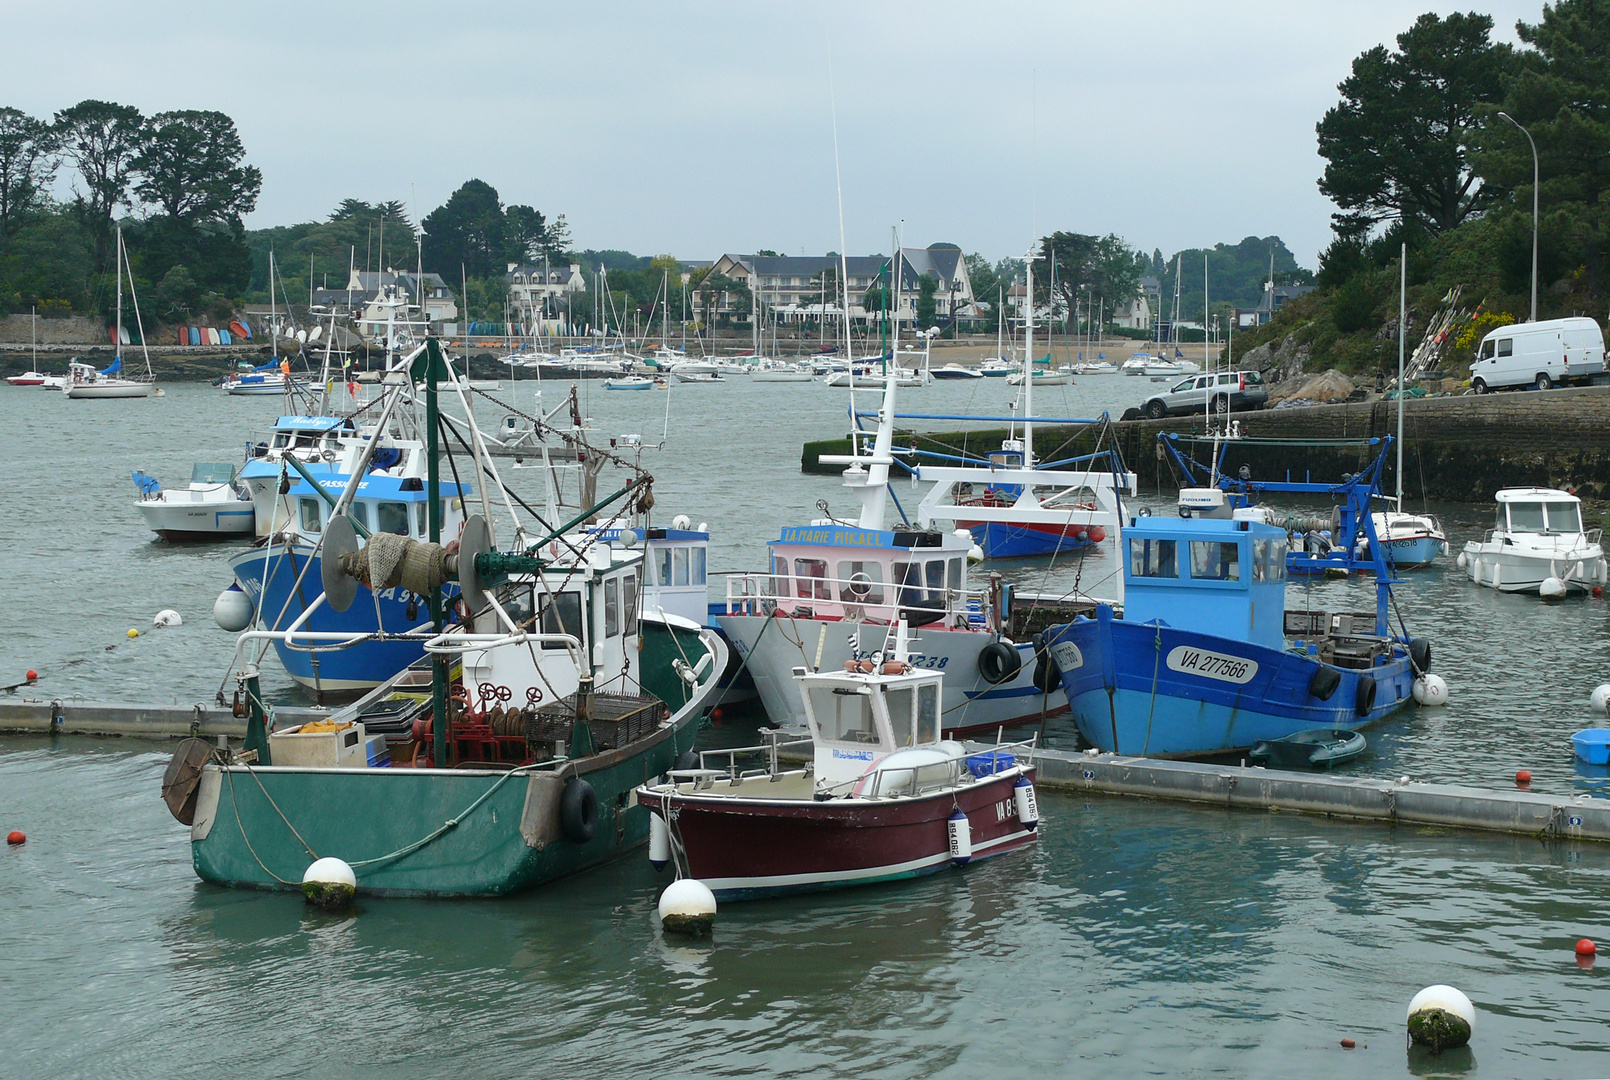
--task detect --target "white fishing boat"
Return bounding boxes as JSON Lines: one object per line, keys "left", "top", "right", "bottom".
{"left": 132, "top": 462, "right": 254, "bottom": 541}
{"left": 1458, "top": 488, "right": 1607, "bottom": 596}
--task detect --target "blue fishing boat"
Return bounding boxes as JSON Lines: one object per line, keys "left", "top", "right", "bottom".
{"left": 1042, "top": 436, "right": 1432, "bottom": 758}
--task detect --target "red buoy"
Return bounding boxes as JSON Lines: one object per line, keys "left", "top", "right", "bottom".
{"left": 1577, "top": 938, "right": 1597, "bottom": 956}
{"left": 24, "top": 669, "right": 36, "bottom": 681}
{"left": 1595, "top": 587, "right": 1604, "bottom": 598}
{"left": 1340, "top": 1038, "right": 1356, "bottom": 1049}
{"left": 6, "top": 830, "right": 24, "bottom": 845}
{"left": 1516, "top": 769, "right": 1533, "bottom": 787}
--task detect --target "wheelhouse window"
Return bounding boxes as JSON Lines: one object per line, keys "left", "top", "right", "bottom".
{"left": 925, "top": 559, "right": 947, "bottom": 601}
{"left": 692, "top": 547, "right": 707, "bottom": 585}
{"left": 1507, "top": 502, "right": 1546, "bottom": 532}
{"left": 376, "top": 502, "right": 410, "bottom": 536}
{"left": 1130, "top": 538, "right": 1177, "bottom": 578}
{"left": 414, "top": 502, "right": 427, "bottom": 536}
{"left": 837, "top": 560, "right": 885, "bottom": 603}
{"left": 299, "top": 497, "right": 322, "bottom": 533}
{"left": 661, "top": 548, "right": 676, "bottom": 588}
{"left": 947, "top": 558, "right": 962, "bottom": 593}
{"left": 538, "top": 591, "right": 583, "bottom": 648}
{"left": 674, "top": 547, "right": 690, "bottom": 587}
{"left": 892, "top": 561, "right": 925, "bottom": 607}
{"left": 1545, "top": 501, "right": 1583, "bottom": 534}
{"left": 622, "top": 572, "right": 639, "bottom": 637}
{"left": 917, "top": 683, "right": 939, "bottom": 743}
{"left": 794, "top": 558, "right": 830, "bottom": 600}
{"left": 347, "top": 502, "right": 370, "bottom": 531}
{"left": 1190, "top": 541, "right": 1242, "bottom": 581}
{"left": 885, "top": 686, "right": 915, "bottom": 746}
{"left": 604, "top": 578, "right": 620, "bottom": 637}
{"left": 809, "top": 687, "right": 877, "bottom": 743}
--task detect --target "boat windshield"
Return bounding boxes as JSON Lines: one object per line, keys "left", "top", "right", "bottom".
{"left": 1130, "top": 538, "right": 1178, "bottom": 578}
{"left": 808, "top": 687, "right": 878, "bottom": 743}
{"left": 1507, "top": 502, "right": 1546, "bottom": 532}
{"left": 191, "top": 462, "right": 236, "bottom": 485}
{"left": 1545, "top": 501, "right": 1583, "bottom": 533}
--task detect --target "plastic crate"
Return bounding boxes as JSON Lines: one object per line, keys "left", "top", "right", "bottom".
{"left": 966, "top": 751, "right": 1015, "bottom": 778}
{"left": 1572, "top": 729, "right": 1610, "bottom": 765}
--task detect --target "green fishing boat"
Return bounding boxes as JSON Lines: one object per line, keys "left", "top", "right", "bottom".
{"left": 162, "top": 340, "right": 727, "bottom": 897}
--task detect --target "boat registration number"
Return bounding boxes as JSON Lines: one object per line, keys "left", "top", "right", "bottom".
{"left": 1166, "top": 646, "right": 1257, "bottom": 685}
{"left": 1050, "top": 641, "right": 1084, "bottom": 671}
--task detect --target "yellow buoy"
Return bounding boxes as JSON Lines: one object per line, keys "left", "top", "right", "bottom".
{"left": 127, "top": 628, "right": 140, "bottom": 639}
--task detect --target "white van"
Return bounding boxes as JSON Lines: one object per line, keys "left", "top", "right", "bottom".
{"left": 1470, "top": 317, "right": 1606, "bottom": 392}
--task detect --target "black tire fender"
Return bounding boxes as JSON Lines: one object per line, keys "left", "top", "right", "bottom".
{"left": 674, "top": 750, "right": 699, "bottom": 772}
{"left": 1308, "top": 666, "right": 1341, "bottom": 702}
{"left": 1355, "top": 675, "right": 1377, "bottom": 716}
{"left": 1408, "top": 638, "right": 1431, "bottom": 675}
{"left": 1030, "top": 632, "right": 1062, "bottom": 694}
{"left": 978, "top": 640, "right": 1022, "bottom": 685}
{"left": 560, "top": 778, "right": 598, "bottom": 844}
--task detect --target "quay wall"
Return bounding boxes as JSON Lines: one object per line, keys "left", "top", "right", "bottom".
{"left": 802, "top": 386, "right": 1610, "bottom": 503}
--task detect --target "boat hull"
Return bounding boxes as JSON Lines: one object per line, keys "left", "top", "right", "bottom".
{"left": 137, "top": 500, "right": 254, "bottom": 540}
{"left": 960, "top": 518, "right": 1100, "bottom": 559}
{"left": 229, "top": 543, "right": 451, "bottom": 692}
{"left": 637, "top": 767, "right": 1036, "bottom": 900}
{"left": 1377, "top": 533, "right": 1446, "bottom": 567}
{"left": 64, "top": 382, "right": 152, "bottom": 398}
{"left": 714, "top": 612, "right": 1065, "bottom": 735}
{"left": 1048, "top": 616, "right": 1415, "bottom": 757}
{"left": 1461, "top": 542, "right": 1607, "bottom": 593}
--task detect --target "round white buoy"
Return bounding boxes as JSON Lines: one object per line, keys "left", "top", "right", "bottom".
{"left": 301, "top": 857, "right": 356, "bottom": 910}
{"left": 152, "top": 609, "right": 182, "bottom": 628}
{"left": 213, "top": 585, "right": 254, "bottom": 632}
{"left": 1456, "top": 551, "right": 1468, "bottom": 570}
{"left": 1541, "top": 576, "right": 1568, "bottom": 599}
{"left": 968, "top": 544, "right": 985, "bottom": 563}
{"left": 658, "top": 878, "right": 716, "bottom": 935}
{"left": 1592, "top": 684, "right": 1610, "bottom": 715}
{"left": 1406, "top": 984, "right": 1474, "bottom": 1052}
{"left": 948, "top": 808, "right": 973, "bottom": 864}
{"left": 648, "top": 812, "right": 671, "bottom": 871}
{"left": 1412, "top": 674, "right": 1449, "bottom": 706}
{"left": 671, "top": 514, "right": 692, "bottom": 531}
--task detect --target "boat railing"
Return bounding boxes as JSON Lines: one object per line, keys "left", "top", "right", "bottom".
{"left": 721, "top": 570, "right": 987, "bottom": 625}
{"left": 686, "top": 735, "right": 817, "bottom": 786}
{"left": 817, "top": 735, "right": 1042, "bottom": 800}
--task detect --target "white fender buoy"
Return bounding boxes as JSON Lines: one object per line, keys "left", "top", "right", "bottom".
{"left": 152, "top": 609, "right": 182, "bottom": 628}
{"left": 671, "top": 514, "right": 692, "bottom": 531}
{"left": 301, "top": 856, "right": 356, "bottom": 910}
{"left": 948, "top": 808, "right": 973, "bottom": 864}
{"left": 1412, "top": 674, "right": 1449, "bottom": 706}
{"left": 213, "top": 585, "right": 254, "bottom": 632}
{"left": 1541, "top": 576, "right": 1568, "bottom": 599}
{"left": 1591, "top": 684, "right": 1610, "bottom": 714}
{"left": 1013, "top": 776, "right": 1040, "bottom": 830}
{"left": 968, "top": 544, "right": 985, "bottom": 563}
{"left": 1491, "top": 562, "right": 1502, "bottom": 589}
{"left": 658, "top": 878, "right": 716, "bottom": 935}
{"left": 1456, "top": 551, "right": 1468, "bottom": 570}
{"left": 1407, "top": 984, "right": 1474, "bottom": 1052}
{"left": 648, "top": 812, "right": 671, "bottom": 871}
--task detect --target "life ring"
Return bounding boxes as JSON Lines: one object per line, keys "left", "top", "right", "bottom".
{"left": 1355, "top": 675, "right": 1377, "bottom": 716}
{"left": 978, "top": 640, "right": 1022, "bottom": 685}
{"left": 560, "top": 778, "right": 598, "bottom": 843}
{"left": 1308, "top": 666, "right": 1341, "bottom": 702}
{"left": 1408, "top": 638, "right": 1432, "bottom": 675}
{"left": 847, "top": 571, "right": 873, "bottom": 599}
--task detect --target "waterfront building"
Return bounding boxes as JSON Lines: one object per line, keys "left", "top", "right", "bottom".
{"left": 702, "top": 245, "right": 980, "bottom": 330}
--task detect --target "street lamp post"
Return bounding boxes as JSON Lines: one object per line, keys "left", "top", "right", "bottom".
{"left": 1498, "top": 110, "right": 1539, "bottom": 323}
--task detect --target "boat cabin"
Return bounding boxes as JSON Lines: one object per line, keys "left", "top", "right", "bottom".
{"left": 744, "top": 523, "right": 974, "bottom": 627}
{"left": 1493, "top": 488, "right": 1586, "bottom": 536}
{"left": 250, "top": 415, "right": 359, "bottom": 460}
{"left": 1123, "top": 513, "right": 1289, "bottom": 650}
{"left": 798, "top": 665, "right": 946, "bottom": 789}
{"left": 288, "top": 474, "right": 471, "bottom": 546}
{"left": 583, "top": 524, "right": 709, "bottom": 625}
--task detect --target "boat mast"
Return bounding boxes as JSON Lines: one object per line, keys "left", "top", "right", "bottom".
{"left": 1024, "top": 247, "right": 1034, "bottom": 469}
{"left": 269, "top": 250, "right": 277, "bottom": 368}
{"left": 1396, "top": 242, "right": 1406, "bottom": 508}
{"left": 115, "top": 225, "right": 123, "bottom": 365}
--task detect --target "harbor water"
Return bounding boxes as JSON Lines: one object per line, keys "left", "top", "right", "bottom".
{"left": 4, "top": 376, "right": 1610, "bottom": 1077}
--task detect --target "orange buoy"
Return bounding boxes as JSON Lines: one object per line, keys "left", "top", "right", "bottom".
{"left": 6, "top": 830, "right": 24, "bottom": 845}
{"left": 1577, "top": 938, "right": 1597, "bottom": 956}
{"left": 1516, "top": 769, "right": 1532, "bottom": 787}
{"left": 1596, "top": 586, "right": 1604, "bottom": 598}
{"left": 25, "top": 669, "right": 37, "bottom": 681}
{"left": 1340, "top": 1038, "right": 1356, "bottom": 1049}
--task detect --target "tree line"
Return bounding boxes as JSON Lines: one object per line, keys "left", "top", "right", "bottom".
{"left": 1236, "top": 1, "right": 1610, "bottom": 374}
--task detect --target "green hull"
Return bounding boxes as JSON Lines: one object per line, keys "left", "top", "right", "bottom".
{"left": 190, "top": 618, "right": 720, "bottom": 897}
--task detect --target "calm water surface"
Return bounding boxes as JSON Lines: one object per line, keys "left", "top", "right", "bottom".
{"left": 2, "top": 376, "right": 1608, "bottom": 1077}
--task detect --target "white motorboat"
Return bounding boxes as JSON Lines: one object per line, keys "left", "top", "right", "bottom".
{"left": 1459, "top": 488, "right": 1607, "bottom": 595}
{"left": 931, "top": 363, "right": 983, "bottom": 380}
{"left": 672, "top": 370, "right": 724, "bottom": 384}
{"left": 133, "top": 462, "right": 254, "bottom": 541}
{"left": 1120, "top": 353, "right": 1150, "bottom": 376}
{"left": 604, "top": 375, "right": 655, "bottom": 390}
{"left": 6, "top": 370, "right": 47, "bottom": 386}
{"left": 977, "top": 358, "right": 1015, "bottom": 377}
{"left": 749, "top": 360, "right": 815, "bottom": 382}
{"left": 1367, "top": 508, "right": 1448, "bottom": 568}
{"left": 1072, "top": 361, "right": 1117, "bottom": 375}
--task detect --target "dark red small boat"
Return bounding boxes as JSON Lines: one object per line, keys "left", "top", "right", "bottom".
{"left": 637, "top": 625, "right": 1040, "bottom": 901}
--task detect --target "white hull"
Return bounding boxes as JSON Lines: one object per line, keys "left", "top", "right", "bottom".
{"left": 715, "top": 612, "right": 1065, "bottom": 735}
{"left": 136, "top": 499, "right": 255, "bottom": 539}
{"left": 1007, "top": 372, "right": 1072, "bottom": 386}
{"left": 65, "top": 381, "right": 152, "bottom": 399}
{"left": 750, "top": 371, "right": 815, "bottom": 383}
{"left": 1460, "top": 543, "right": 1607, "bottom": 593}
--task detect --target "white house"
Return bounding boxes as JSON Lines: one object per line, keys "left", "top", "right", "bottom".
{"left": 505, "top": 262, "right": 585, "bottom": 320}
{"left": 701, "top": 245, "right": 979, "bottom": 329}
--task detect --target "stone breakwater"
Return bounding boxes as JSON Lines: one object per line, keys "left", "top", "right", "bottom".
{"left": 803, "top": 385, "right": 1610, "bottom": 503}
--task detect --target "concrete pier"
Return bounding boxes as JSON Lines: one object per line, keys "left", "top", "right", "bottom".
{"left": 1026, "top": 746, "right": 1610, "bottom": 842}
{"left": 0, "top": 698, "right": 333, "bottom": 740}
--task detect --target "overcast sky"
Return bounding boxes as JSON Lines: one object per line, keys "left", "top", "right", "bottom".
{"left": 4, "top": 1, "right": 1547, "bottom": 269}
